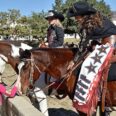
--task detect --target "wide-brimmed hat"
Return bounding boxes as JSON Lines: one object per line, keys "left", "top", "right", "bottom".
{"left": 45, "top": 10, "right": 64, "bottom": 22}
{"left": 67, "top": 1, "right": 96, "bottom": 17}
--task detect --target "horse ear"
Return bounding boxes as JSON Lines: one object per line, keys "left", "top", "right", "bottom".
{"left": 20, "top": 49, "right": 31, "bottom": 59}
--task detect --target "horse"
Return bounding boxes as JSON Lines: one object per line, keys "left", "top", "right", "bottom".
{"left": 0, "top": 41, "right": 78, "bottom": 116}
{"left": 0, "top": 41, "right": 55, "bottom": 116}
{"left": 18, "top": 42, "right": 116, "bottom": 116}
{"left": 0, "top": 41, "right": 32, "bottom": 83}
{"left": 18, "top": 48, "right": 80, "bottom": 115}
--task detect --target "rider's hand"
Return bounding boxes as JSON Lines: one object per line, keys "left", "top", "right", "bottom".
{"left": 39, "top": 42, "right": 48, "bottom": 48}
{"left": 67, "top": 61, "right": 74, "bottom": 70}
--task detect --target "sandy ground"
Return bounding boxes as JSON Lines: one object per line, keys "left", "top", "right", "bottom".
{"left": 2, "top": 64, "right": 116, "bottom": 116}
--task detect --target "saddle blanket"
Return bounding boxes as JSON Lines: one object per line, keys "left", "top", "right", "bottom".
{"left": 73, "top": 44, "right": 113, "bottom": 115}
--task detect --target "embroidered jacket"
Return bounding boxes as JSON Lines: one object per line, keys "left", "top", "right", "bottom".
{"left": 47, "top": 25, "right": 64, "bottom": 48}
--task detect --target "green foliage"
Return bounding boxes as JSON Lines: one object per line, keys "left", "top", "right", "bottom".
{"left": 53, "top": 0, "right": 63, "bottom": 12}
{"left": 8, "top": 9, "right": 21, "bottom": 22}
{"left": 0, "top": 12, "right": 8, "bottom": 26}
{"left": 28, "top": 12, "right": 48, "bottom": 39}
{"left": 85, "top": 0, "right": 111, "bottom": 18}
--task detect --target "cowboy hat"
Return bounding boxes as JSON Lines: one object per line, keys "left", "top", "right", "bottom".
{"left": 67, "top": 1, "right": 96, "bottom": 17}
{"left": 45, "top": 10, "right": 64, "bottom": 21}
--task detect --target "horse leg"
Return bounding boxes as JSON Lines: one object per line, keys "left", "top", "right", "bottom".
{"left": 34, "top": 87, "right": 49, "bottom": 116}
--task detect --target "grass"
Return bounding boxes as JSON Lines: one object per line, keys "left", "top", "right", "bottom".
{"left": 64, "top": 38, "right": 80, "bottom": 44}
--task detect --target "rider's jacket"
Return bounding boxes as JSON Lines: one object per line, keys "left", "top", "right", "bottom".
{"left": 47, "top": 25, "right": 64, "bottom": 48}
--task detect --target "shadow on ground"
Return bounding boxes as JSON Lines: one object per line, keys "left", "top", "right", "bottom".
{"left": 48, "top": 108, "right": 79, "bottom": 116}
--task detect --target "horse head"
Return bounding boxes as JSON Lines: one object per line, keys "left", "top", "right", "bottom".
{"left": 0, "top": 41, "right": 33, "bottom": 88}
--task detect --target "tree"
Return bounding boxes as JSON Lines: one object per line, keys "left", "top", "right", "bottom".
{"left": 62, "top": 0, "right": 80, "bottom": 36}
{"left": 53, "top": 0, "right": 63, "bottom": 12}
{"left": 8, "top": 9, "right": 21, "bottom": 23}
{"left": 0, "top": 12, "right": 8, "bottom": 28}
{"left": 84, "top": 0, "right": 111, "bottom": 18}
{"left": 28, "top": 11, "right": 48, "bottom": 40}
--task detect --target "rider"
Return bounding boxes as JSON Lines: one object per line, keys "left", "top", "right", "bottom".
{"left": 67, "top": 1, "right": 116, "bottom": 70}
{"left": 67, "top": 2, "right": 116, "bottom": 115}
{"left": 45, "top": 10, "right": 64, "bottom": 48}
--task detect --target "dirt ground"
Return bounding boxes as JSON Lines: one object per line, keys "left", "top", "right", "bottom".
{"left": 2, "top": 64, "right": 116, "bottom": 116}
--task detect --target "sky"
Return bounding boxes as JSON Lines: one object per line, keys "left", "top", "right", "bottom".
{"left": 0, "top": 0, "right": 116, "bottom": 16}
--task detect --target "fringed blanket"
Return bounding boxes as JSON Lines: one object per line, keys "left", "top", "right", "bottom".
{"left": 73, "top": 44, "right": 114, "bottom": 116}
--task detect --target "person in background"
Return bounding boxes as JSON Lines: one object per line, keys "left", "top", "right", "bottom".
{"left": 45, "top": 10, "right": 64, "bottom": 48}
{"left": 67, "top": 1, "right": 116, "bottom": 69}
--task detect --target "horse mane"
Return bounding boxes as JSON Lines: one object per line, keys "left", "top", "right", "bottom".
{"left": 20, "top": 48, "right": 78, "bottom": 59}
{"left": 31, "top": 48, "right": 78, "bottom": 54}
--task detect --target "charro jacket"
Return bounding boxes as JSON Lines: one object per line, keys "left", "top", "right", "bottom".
{"left": 47, "top": 25, "right": 64, "bottom": 48}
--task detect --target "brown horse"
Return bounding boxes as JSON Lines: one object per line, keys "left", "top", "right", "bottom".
{"left": 19, "top": 48, "right": 78, "bottom": 96}
{"left": 0, "top": 41, "right": 32, "bottom": 82}
{"left": 0, "top": 41, "right": 51, "bottom": 116}
{"left": 0, "top": 41, "right": 20, "bottom": 76}
{"left": 18, "top": 48, "right": 80, "bottom": 116}
{"left": 19, "top": 46, "right": 116, "bottom": 116}
{"left": 0, "top": 42, "right": 45, "bottom": 87}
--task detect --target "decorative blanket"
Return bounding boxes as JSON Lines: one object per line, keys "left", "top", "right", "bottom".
{"left": 73, "top": 44, "right": 113, "bottom": 115}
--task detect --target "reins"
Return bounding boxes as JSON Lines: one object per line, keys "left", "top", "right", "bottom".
{"left": 23, "top": 50, "right": 89, "bottom": 101}
{"left": 19, "top": 48, "right": 89, "bottom": 99}
{"left": 0, "top": 54, "right": 9, "bottom": 63}
{"left": 29, "top": 54, "right": 34, "bottom": 85}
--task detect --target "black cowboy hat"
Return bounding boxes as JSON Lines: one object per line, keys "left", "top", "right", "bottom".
{"left": 67, "top": 1, "right": 96, "bottom": 17}
{"left": 45, "top": 10, "right": 64, "bottom": 22}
